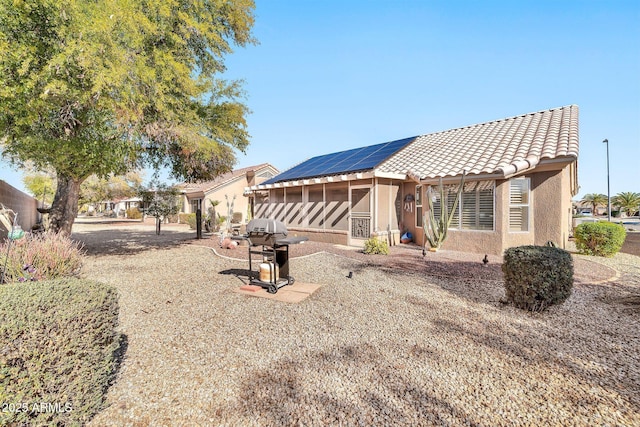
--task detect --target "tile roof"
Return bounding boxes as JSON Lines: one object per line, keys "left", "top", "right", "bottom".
{"left": 180, "top": 163, "right": 275, "bottom": 194}
{"left": 379, "top": 105, "right": 579, "bottom": 180}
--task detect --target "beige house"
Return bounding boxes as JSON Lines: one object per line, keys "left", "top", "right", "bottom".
{"left": 180, "top": 163, "right": 279, "bottom": 224}
{"left": 248, "top": 106, "right": 579, "bottom": 255}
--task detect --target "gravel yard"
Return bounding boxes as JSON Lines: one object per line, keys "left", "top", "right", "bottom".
{"left": 73, "top": 219, "right": 640, "bottom": 426}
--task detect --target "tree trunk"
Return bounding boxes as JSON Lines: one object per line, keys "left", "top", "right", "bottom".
{"left": 156, "top": 217, "right": 161, "bottom": 235}
{"left": 48, "top": 174, "right": 83, "bottom": 236}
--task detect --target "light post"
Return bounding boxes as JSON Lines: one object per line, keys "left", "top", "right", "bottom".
{"left": 603, "top": 139, "right": 611, "bottom": 222}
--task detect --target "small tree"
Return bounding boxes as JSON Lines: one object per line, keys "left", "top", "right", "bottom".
{"left": 23, "top": 172, "right": 56, "bottom": 207}
{"left": 423, "top": 172, "right": 465, "bottom": 250}
{"left": 580, "top": 193, "right": 608, "bottom": 215}
{"left": 612, "top": 192, "right": 640, "bottom": 217}
{"left": 139, "top": 183, "right": 180, "bottom": 235}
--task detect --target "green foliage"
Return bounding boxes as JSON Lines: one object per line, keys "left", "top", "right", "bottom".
{"left": 178, "top": 213, "right": 192, "bottom": 225}
{"left": 574, "top": 222, "right": 626, "bottom": 257}
{"left": 502, "top": 246, "right": 574, "bottom": 312}
{"left": 0, "top": 278, "right": 121, "bottom": 426}
{"left": 80, "top": 172, "right": 143, "bottom": 210}
{"left": 138, "top": 182, "right": 181, "bottom": 234}
{"left": 580, "top": 193, "right": 608, "bottom": 215}
{"left": 125, "top": 207, "right": 142, "bottom": 220}
{"left": 22, "top": 172, "right": 56, "bottom": 206}
{"left": 0, "top": 232, "right": 84, "bottom": 283}
{"left": 363, "top": 237, "right": 390, "bottom": 255}
{"left": 186, "top": 213, "right": 198, "bottom": 230}
{"left": 424, "top": 173, "right": 465, "bottom": 249}
{"left": 612, "top": 192, "right": 640, "bottom": 216}
{"left": 0, "top": 0, "right": 256, "bottom": 233}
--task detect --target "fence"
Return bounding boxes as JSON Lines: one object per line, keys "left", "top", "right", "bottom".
{"left": 0, "top": 180, "right": 39, "bottom": 239}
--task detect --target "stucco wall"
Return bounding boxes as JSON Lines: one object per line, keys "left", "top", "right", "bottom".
{"left": 0, "top": 180, "right": 39, "bottom": 239}
{"left": 532, "top": 168, "right": 572, "bottom": 248}
{"left": 287, "top": 227, "right": 347, "bottom": 245}
{"left": 185, "top": 179, "right": 252, "bottom": 223}
{"left": 410, "top": 166, "right": 574, "bottom": 256}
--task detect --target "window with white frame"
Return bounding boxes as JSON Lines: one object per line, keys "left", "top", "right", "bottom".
{"left": 509, "top": 178, "right": 530, "bottom": 232}
{"left": 430, "top": 181, "right": 494, "bottom": 231}
{"left": 415, "top": 185, "right": 423, "bottom": 227}
{"left": 190, "top": 198, "right": 202, "bottom": 213}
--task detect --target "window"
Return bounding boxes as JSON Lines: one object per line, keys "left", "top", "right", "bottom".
{"left": 415, "top": 185, "right": 423, "bottom": 227}
{"left": 190, "top": 198, "right": 202, "bottom": 213}
{"left": 509, "top": 178, "right": 530, "bottom": 232}
{"left": 430, "top": 181, "right": 494, "bottom": 231}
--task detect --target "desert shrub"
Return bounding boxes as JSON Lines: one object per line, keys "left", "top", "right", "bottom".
{"left": 574, "top": 222, "right": 626, "bottom": 257}
{"left": 502, "top": 245, "right": 573, "bottom": 312}
{"left": 363, "top": 237, "right": 390, "bottom": 255}
{"left": 0, "top": 232, "right": 84, "bottom": 283}
{"left": 0, "top": 279, "right": 122, "bottom": 426}
{"left": 125, "top": 207, "right": 142, "bottom": 219}
{"left": 178, "top": 213, "right": 192, "bottom": 225}
{"left": 186, "top": 213, "right": 198, "bottom": 229}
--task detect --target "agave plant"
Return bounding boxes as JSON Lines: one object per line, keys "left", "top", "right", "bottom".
{"left": 423, "top": 172, "right": 465, "bottom": 250}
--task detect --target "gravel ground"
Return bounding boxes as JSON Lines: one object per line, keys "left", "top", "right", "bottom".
{"left": 71, "top": 219, "right": 640, "bottom": 426}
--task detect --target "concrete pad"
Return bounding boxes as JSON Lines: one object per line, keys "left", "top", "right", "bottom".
{"left": 233, "top": 282, "right": 322, "bottom": 303}
{"left": 239, "top": 284, "right": 263, "bottom": 292}
{"left": 333, "top": 244, "right": 360, "bottom": 251}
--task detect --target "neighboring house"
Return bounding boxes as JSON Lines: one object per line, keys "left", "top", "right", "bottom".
{"left": 179, "top": 163, "right": 279, "bottom": 224}
{"left": 247, "top": 105, "right": 579, "bottom": 255}
{"left": 93, "top": 197, "right": 141, "bottom": 216}
{"left": 114, "top": 197, "right": 142, "bottom": 217}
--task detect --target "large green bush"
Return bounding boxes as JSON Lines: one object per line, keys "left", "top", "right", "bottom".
{"left": 574, "top": 221, "right": 626, "bottom": 257}
{"left": 0, "top": 279, "right": 122, "bottom": 425}
{"left": 363, "top": 237, "right": 390, "bottom": 255}
{"left": 502, "top": 245, "right": 574, "bottom": 312}
{"left": 0, "top": 232, "right": 84, "bottom": 283}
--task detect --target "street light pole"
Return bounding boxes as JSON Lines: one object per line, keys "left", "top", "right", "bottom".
{"left": 603, "top": 139, "right": 611, "bottom": 222}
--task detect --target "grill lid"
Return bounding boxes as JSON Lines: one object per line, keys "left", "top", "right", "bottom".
{"left": 246, "top": 218, "right": 288, "bottom": 236}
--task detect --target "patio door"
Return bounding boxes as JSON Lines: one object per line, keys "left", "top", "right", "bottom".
{"left": 349, "top": 186, "right": 372, "bottom": 245}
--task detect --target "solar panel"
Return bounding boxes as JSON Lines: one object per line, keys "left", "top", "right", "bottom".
{"left": 263, "top": 136, "right": 416, "bottom": 184}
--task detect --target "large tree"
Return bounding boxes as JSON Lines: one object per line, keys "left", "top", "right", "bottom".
{"left": 0, "top": 0, "right": 255, "bottom": 235}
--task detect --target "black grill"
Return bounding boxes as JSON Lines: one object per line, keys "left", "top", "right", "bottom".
{"left": 245, "top": 218, "right": 288, "bottom": 246}
{"left": 241, "top": 219, "right": 308, "bottom": 293}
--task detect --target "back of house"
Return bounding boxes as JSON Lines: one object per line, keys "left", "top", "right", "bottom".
{"left": 247, "top": 105, "right": 579, "bottom": 255}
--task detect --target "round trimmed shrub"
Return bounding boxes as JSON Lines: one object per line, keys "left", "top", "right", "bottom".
{"left": 502, "top": 245, "right": 573, "bottom": 312}
{"left": 574, "top": 221, "right": 626, "bottom": 257}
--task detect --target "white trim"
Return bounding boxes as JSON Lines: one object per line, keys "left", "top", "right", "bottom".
{"left": 374, "top": 170, "right": 407, "bottom": 180}
{"left": 508, "top": 177, "right": 531, "bottom": 233}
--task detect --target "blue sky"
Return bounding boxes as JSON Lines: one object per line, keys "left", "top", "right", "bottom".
{"left": 1, "top": 0, "right": 638, "bottom": 201}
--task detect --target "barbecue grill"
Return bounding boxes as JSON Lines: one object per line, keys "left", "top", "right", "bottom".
{"left": 240, "top": 218, "right": 308, "bottom": 294}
